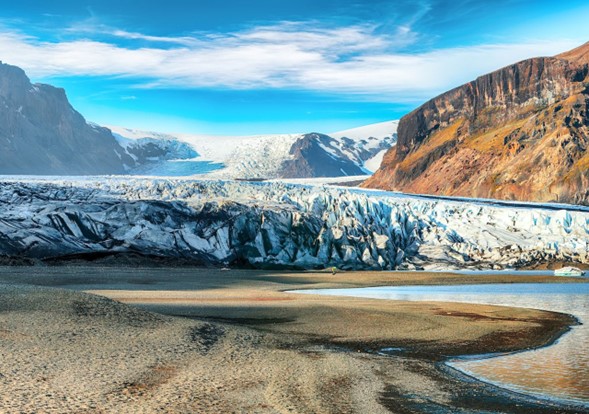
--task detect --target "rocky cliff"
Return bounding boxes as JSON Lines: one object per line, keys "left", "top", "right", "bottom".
{"left": 364, "top": 42, "right": 589, "bottom": 205}
{"left": 0, "top": 62, "right": 134, "bottom": 175}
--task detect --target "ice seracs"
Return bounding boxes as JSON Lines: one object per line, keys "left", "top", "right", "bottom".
{"left": 554, "top": 267, "right": 585, "bottom": 277}
{"left": 0, "top": 177, "right": 588, "bottom": 271}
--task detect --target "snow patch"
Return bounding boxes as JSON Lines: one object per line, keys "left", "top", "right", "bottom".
{"left": 364, "top": 149, "right": 388, "bottom": 172}
{"left": 331, "top": 120, "right": 399, "bottom": 142}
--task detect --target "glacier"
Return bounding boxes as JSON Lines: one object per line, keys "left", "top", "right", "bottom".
{"left": 109, "top": 121, "right": 398, "bottom": 179}
{"left": 0, "top": 177, "right": 587, "bottom": 269}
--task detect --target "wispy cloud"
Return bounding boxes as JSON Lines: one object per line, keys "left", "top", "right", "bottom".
{"left": 110, "top": 29, "right": 197, "bottom": 45}
{"left": 0, "top": 22, "right": 581, "bottom": 101}
{"left": 64, "top": 19, "right": 199, "bottom": 46}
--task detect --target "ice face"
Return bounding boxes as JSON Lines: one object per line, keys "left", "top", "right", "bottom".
{"left": 0, "top": 177, "right": 587, "bottom": 270}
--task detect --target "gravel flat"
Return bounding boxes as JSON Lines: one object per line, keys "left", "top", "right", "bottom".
{"left": 0, "top": 267, "right": 586, "bottom": 413}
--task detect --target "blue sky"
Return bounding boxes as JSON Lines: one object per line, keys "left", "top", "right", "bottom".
{"left": 1, "top": 0, "right": 589, "bottom": 134}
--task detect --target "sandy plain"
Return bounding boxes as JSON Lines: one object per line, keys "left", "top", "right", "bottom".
{"left": 0, "top": 266, "right": 587, "bottom": 413}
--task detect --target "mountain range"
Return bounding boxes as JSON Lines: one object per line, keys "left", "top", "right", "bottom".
{"left": 109, "top": 121, "right": 397, "bottom": 179}
{"left": 0, "top": 61, "right": 396, "bottom": 179}
{"left": 2, "top": 42, "right": 589, "bottom": 270}
{"left": 3, "top": 41, "right": 589, "bottom": 206}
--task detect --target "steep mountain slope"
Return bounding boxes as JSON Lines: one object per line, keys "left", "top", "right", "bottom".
{"left": 110, "top": 122, "right": 398, "bottom": 179}
{"left": 557, "top": 41, "right": 589, "bottom": 65}
{"left": 364, "top": 42, "right": 589, "bottom": 205}
{"left": 0, "top": 63, "right": 133, "bottom": 175}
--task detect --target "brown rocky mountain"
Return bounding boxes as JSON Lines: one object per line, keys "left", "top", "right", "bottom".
{"left": 0, "top": 62, "right": 134, "bottom": 175}
{"left": 364, "top": 42, "right": 589, "bottom": 205}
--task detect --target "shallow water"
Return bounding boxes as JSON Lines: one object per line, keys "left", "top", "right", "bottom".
{"left": 297, "top": 283, "right": 589, "bottom": 406}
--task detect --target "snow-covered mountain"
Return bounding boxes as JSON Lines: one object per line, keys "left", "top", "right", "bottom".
{"left": 114, "top": 132, "right": 198, "bottom": 164}
{"left": 331, "top": 120, "right": 399, "bottom": 172}
{"left": 330, "top": 120, "right": 398, "bottom": 140}
{"left": 108, "top": 121, "right": 398, "bottom": 179}
{"left": 1, "top": 177, "right": 587, "bottom": 270}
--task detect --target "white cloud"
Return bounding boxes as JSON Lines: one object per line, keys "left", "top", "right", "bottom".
{"left": 0, "top": 22, "right": 582, "bottom": 101}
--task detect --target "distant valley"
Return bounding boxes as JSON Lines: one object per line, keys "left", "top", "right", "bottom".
{"left": 109, "top": 121, "right": 397, "bottom": 180}
{"left": 0, "top": 61, "right": 397, "bottom": 179}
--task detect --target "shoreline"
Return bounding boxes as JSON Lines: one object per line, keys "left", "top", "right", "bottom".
{"left": 0, "top": 266, "right": 587, "bottom": 413}
{"left": 444, "top": 361, "right": 589, "bottom": 410}
{"left": 441, "top": 308, "right": 586, "bottom": 410}
{"left": 290, "top": 280, "right": 589, "bottom": 411}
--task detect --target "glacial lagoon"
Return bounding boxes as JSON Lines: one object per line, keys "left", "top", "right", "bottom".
{"left": 296, "top": 282, "right": 589, "bottom": 407}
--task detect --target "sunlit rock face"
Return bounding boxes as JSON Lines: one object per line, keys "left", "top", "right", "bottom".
{"left": 0, "top": 178, "right": 587, "bottom": 270}
{"left": 365, "top": 42, "right": 589, "bottom": 206}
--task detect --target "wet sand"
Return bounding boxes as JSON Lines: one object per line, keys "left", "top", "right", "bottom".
{"left": 0, "top": 267, "right": 587, "bottom": 413}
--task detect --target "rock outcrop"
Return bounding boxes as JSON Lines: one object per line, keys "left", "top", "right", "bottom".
{"left": 364, "top": 42, "right": 589, "bottom": 205}
{"left": 0, "top": 62, "right": 134, "bottom": 175}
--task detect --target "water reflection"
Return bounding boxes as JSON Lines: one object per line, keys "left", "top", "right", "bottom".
{"left": 298, "top": 283, "right": 589, "bottom": 406}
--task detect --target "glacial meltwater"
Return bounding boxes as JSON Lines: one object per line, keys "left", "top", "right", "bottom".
{"left": 296, "top": 282, "right": 589, "bottom": 406}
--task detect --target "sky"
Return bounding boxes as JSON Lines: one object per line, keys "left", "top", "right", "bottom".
{"left": 0, "top": 0, "right": 588, "bottom": 135}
